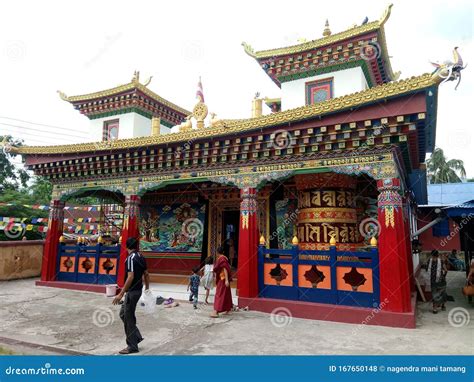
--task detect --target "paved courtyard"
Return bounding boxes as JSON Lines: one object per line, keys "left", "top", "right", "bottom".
{"left": 0, "top": 273, "right": 472, "bottom": 355}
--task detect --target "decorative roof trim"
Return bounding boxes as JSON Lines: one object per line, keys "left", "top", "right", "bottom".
{"left": 243, "top": 4, "right": 393, "bottom": 60}
{"left": 59, "top": 82, "right": 191, "bottom": 116}
{"left": 16, "top": 72, "right": 437, "bottom": 155}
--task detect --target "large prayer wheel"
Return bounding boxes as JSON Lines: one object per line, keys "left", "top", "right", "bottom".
{"left": 295, "top": 173, "right": 359, "bottom": 250}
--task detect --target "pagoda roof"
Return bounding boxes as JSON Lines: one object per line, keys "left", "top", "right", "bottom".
{"left": 58, "top": 72, "right": 191, "bottom": 126}
{"left": 14, "top": 72, "right": 439, "bottom": 155}
{"left": 242, "top": 4, "right": 396, "bottom": 87}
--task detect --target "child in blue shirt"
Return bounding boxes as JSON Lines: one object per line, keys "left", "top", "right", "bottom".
{"left": 188, "top": 267, "right": 200, "bottom": 309}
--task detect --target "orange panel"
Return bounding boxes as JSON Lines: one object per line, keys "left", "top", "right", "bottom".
{"left": 99, "top": 258, "right": 117, "bottom": 275}
{"left": 298, "top": 265, "right": 331, "bottom": 289}
{"left": 78, "top": 256, "right": 96, "bottom": 274}
{"left": 263, "top": 263, "right": 293, "bottom": 286}
{"left": 336, "top": 266, "right": 373, "bottom": 293}
{"left": 59, "top": 256, "right": 75, "bottom": 273}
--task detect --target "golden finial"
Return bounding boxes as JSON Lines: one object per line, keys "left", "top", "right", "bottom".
{"left": 97, "top": 236, "right": 104, "bottom": 244}
{"left": 59, "top": 235, "right": 65, "bottom": 243}
{"left": 323, "top": 19, "right": 331, "bottom": 37}
{"left": 131, "top": 70, "right": 140, "bottom": 84}
{"left": 370, "top": 237, "right": 378, "bottom": 247}
{"left": 77, "top": 236, "right": 82, "bottom": 244}
{"left": 259, "top": 235, "right": 266, "bottom": 246}
{"left": 292, "top": 235, "right": 299, "bottom": 245}
{"left": 329, "top": 236, "right": 337, "bottom": 246}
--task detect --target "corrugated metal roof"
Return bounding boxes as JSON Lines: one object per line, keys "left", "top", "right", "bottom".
{"left": 426, "top": 183, "right": 474, "bottom": 206}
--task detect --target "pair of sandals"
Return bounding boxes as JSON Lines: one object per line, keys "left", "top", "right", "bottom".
{"left": 119, "top": 337, "right": 144, "bottom": 354}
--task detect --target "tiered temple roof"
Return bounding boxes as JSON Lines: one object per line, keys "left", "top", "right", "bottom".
{"left": 242, "top": 4, "right": 397, "bottom": 87}
{"left": 58, "top": 71, "right": 191, "bottom": 127}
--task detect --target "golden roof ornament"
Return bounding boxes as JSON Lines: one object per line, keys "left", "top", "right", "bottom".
{"left": 323, "top": 19, "right": 331, "bottom": 37}
{"left": 131, "top": 70, "right": 152, "bottom": 87}
{"left": 57, "top": 90, "right": 68, "bottom": 101}
{"left": 379, "top": 3, "right": 393, "bottom": 25}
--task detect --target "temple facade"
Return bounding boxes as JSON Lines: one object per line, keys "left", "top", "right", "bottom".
{"left": 8, "top": 4, "right": 465, "bottom": 327}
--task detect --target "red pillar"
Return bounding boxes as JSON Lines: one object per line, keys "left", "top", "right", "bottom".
{"left": 41, "top": 200, "right": 65, "bottom": 281}
{"left": 377, "top": 179, "right": 411, "bottom": 312}
{"left": 118, "top": 195, "right": 141, "bottom": 287}
{"left": 237, "top": 187, "right": 259, "bottom": 298}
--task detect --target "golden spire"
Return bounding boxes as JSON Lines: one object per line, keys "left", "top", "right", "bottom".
{"left": 323, "top": 19, "right": 331, "bottom": 37}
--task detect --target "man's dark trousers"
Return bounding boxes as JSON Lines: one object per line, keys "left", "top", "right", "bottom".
{"left": 119, "top": 289, "right": 143, "bottom": 351}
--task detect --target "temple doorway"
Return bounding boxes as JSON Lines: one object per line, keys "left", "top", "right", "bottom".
{"left": 222, "top": 210, "right": 240, "bottom": 270}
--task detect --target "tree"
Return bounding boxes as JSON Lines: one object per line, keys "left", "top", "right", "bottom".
{"left": 427, "top": 148, "right": 466, "bottom": 184}
{"left": 0, "top": 135, "right": 29, "bottom": 192}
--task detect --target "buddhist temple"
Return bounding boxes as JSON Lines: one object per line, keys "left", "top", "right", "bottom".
{"left": 6, "top": 4, "right": 466, "bottom": 328}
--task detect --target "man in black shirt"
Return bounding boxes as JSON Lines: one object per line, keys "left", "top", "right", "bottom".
{"left": 113, "top": 237, "right": 150, "bottom": 354}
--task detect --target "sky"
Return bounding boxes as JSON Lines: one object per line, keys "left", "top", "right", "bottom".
{"left": 0, "top": 0, "right": 473, "bottom": 175}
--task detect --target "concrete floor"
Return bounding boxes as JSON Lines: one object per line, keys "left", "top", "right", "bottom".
{"left": 0, "top": 273, "right": 472, "bottom": 355}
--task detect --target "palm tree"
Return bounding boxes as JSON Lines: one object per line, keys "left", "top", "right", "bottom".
{"left": 427, "top": 148, "right": 466, "bottom": 183}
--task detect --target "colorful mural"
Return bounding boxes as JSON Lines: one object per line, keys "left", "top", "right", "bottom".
{"left": 275, "top": 199, "right": 298, "bottom": 249}
{"left": 139, "top": 203, "right": 206, "bottom": 253}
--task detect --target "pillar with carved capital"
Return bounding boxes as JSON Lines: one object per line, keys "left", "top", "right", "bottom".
{"left": 41, "top": 200, "right": 65, "bottom": 281}
{"left": 237, "top": 188, "right": 259, "bottom": 298}
{"left": 377, "top": 178, "right": 411, "bottom": 312}
{"left": 118, "top": 195, "right": 141, "bottom": 287}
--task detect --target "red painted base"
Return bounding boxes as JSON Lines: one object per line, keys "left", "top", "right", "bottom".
{"left": 238, "top": 294, "right": 416, "bottom": 329}
{"left": 145, "top": 256, "right": 201, "bottom": 274}
{"left": 35, "top": 280, "right": 116, "bottom": 294}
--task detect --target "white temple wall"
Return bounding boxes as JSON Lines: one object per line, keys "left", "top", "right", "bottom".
{"left": 281, "top": 66, "right": 368, "bottom": 111}
{"left": 89, "top": 112, "right": 153, "bottom": 141}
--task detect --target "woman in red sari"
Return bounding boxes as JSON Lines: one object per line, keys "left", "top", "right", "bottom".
{"left": 211, "top": 246, "right": 233, "bottom": 317}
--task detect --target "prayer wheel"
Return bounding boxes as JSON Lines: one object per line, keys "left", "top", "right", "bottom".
{"left": 295, "top": 173, "right": 359, "bottom": 250}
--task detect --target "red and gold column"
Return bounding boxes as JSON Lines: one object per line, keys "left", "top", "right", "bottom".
{"left": 118, "top": 195, "right": 141, "bottom": 287}
{"left": 377, "top": 178, "right": 411, "bottom": 312}
{"left": 295, "top": 173, "right": 359, "bottom": 250}
{"left": 41, "top": 200, "right": 65, "bottom": 281}
{"left": 237, "top": 187, "right": 259, "bottom": 298}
